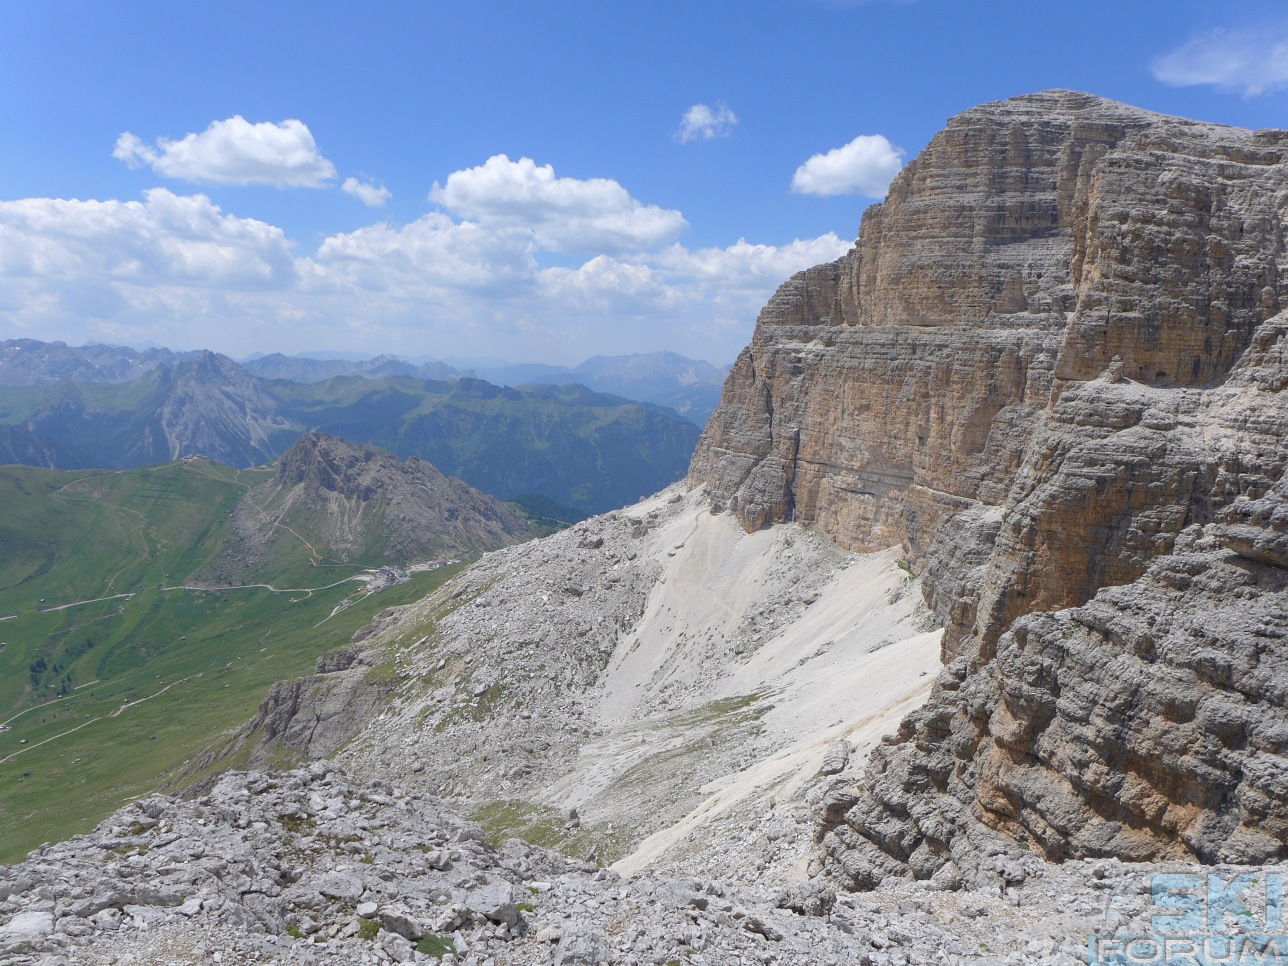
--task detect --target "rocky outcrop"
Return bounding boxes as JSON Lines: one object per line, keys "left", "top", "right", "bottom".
{"left": 276, "top": 432, "right": 533, "bottom": 558}
{"left": 191, "top": 610, "right": 410, "bottom": 776}
{"left": 241, "top": 647, "right": 394, "bottom": 767}
{"left": 830, "top": 519, "right": 1288, "bottom": 889}
{"left": 10, "top": 763, "right": 1277, "bottom": 965}
{"left": 688, "top": 91, "right": 1288, "bottom": 883}
{"left": 976, "top": 528, "right": 1287, "bottom": 865}
{"left": 202, "top": 433, "right": 533, "bottom": 582}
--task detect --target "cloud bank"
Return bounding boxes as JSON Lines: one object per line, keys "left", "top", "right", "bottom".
{"left": 791, "top": 134, "right": 904, "bottom": 197}
{"left": 113, "top": 116, "right": 338, "bottom": 187}
{"left": 1152, "top": 26, "right": 1288, "bottom": 96}
{"left": 0, "top": 189, "right": 295, "bottom": 288}
{"left": 0, "top": 148, "right": 852, "bottom": 361}
{"left": 429, "top": 154, "right": 688, "bottom": 254}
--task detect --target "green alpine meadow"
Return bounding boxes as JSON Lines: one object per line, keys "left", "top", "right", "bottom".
{"left": 0, "top": 457, "right": 473, "bottom": 861}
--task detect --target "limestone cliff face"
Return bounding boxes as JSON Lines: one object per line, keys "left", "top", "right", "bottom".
{"left": 689, "top": 91, "right": 1288, "bottom": 880}
{"left": 692, "top": 92, "right": 1158, "bottom": 571}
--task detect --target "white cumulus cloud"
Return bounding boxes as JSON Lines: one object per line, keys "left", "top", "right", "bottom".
{"left": 790, "top": 134, "right": 905, "bottom": 198}
{"left": 0, "top": 189, "right": 296, "bottom": 287}
{"left": 342, "top": 177, "right": 392, "bottom": 207}
{"left": 315, "top": 212, "right": 536, "bottom": 296}
{"left": 677, "top": 102, "right": 738, "bottom": 143}
{"left": 538, "top": 257, "right": 678, "bottom": 315}
{"left": 428, "top": 154, "right": 687, "bottom": 253}
{"left": 113, "top": 116, "right": 338, "bottom": 187}
{"left": 538, "top": 233, "right": 852, "bottom": 323}
{"left": 0, "top": 189, "right": 302, "bottom": 349}
{"left": 0, "top": 158, "right": 855, "bottom": 361}
{"left": 1152, "top": 26, "right": 1288, "bottom": 96}
{"left": 646, "top": 234, "right": 853, "bottom": 289}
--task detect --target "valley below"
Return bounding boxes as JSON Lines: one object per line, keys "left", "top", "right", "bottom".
{"left": 0, "top": 442, "right": 521, "bottom": 865}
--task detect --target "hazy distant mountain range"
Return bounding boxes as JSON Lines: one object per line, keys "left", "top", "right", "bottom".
{"left": 241, "top": 353, "right": 460, "bottom": 384}
{"left": 0, "top": 342, "right": 704, "bottom": 516}
{"left": 0, "top": 339, "right": 193, "bottom": 386}
{"left": 467, "top": 353, "right": 730, "bottom": 424}
{"left": 0, "top": 340, "right": 730, "bottom": 427}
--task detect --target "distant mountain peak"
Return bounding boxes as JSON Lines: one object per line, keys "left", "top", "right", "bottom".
{"left": 202, "top": 431, "right": 534, "bottom": 580}
{"left": 277, "top": 432, "right": 441, "bottom": 497}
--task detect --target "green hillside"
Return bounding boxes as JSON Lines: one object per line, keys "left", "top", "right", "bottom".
{"left": 0, "top": 459, "right": 463, "bottom": 861}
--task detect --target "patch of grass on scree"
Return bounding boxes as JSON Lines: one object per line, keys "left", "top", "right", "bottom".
{"left": 0, "top": 458, "right": 462, "bottom": 862}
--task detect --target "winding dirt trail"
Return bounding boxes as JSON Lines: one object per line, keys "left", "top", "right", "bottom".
{"left": 0, "top": 674, "right": 202, "bottom": 765}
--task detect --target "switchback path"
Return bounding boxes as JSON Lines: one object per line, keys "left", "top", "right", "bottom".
{"left": 159, "top": 575, "right": 367, "bottom": 596}
{"left": 38, "top": 593, "right": 135, "bottom": 613}
{"left": 0, "top": 674, "right": 202, "bottom": 765}
{"left": 27, "top": 575, "right": 369, "bottom": 617}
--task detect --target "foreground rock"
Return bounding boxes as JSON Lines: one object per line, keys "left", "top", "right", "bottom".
{"left": 6, "top": 764, "right": 1282, "bottom": 965}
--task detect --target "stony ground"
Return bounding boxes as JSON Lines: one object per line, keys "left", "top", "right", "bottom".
{"left": 6, "top": 486, "right": 1281, "bottom": 965}
{"left": 320, "top": 486, "right": 939, "bottom": 880}
{"left": 2, "top": 763, "right": 1279, "bottom": 965}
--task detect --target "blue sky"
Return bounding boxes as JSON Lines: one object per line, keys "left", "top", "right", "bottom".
{"left": 3, "top": 0, "right": 1288, "bottom": 365}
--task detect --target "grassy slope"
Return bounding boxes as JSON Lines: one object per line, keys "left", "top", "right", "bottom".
{"left": 0, "top": 459, "right": 461, "bottom": 861}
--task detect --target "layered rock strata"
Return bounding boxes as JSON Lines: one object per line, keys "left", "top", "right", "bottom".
{"left": 689, "top": 91, "right": 1288, "bottom": 881}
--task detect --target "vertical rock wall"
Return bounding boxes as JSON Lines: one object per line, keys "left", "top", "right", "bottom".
{"left": 688, "top": 90, "right": 1288, "bottom": 881}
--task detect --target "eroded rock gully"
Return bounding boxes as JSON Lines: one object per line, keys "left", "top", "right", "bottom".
{"left": 688, "top": 90, "right": 1288, "bottom": 884}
